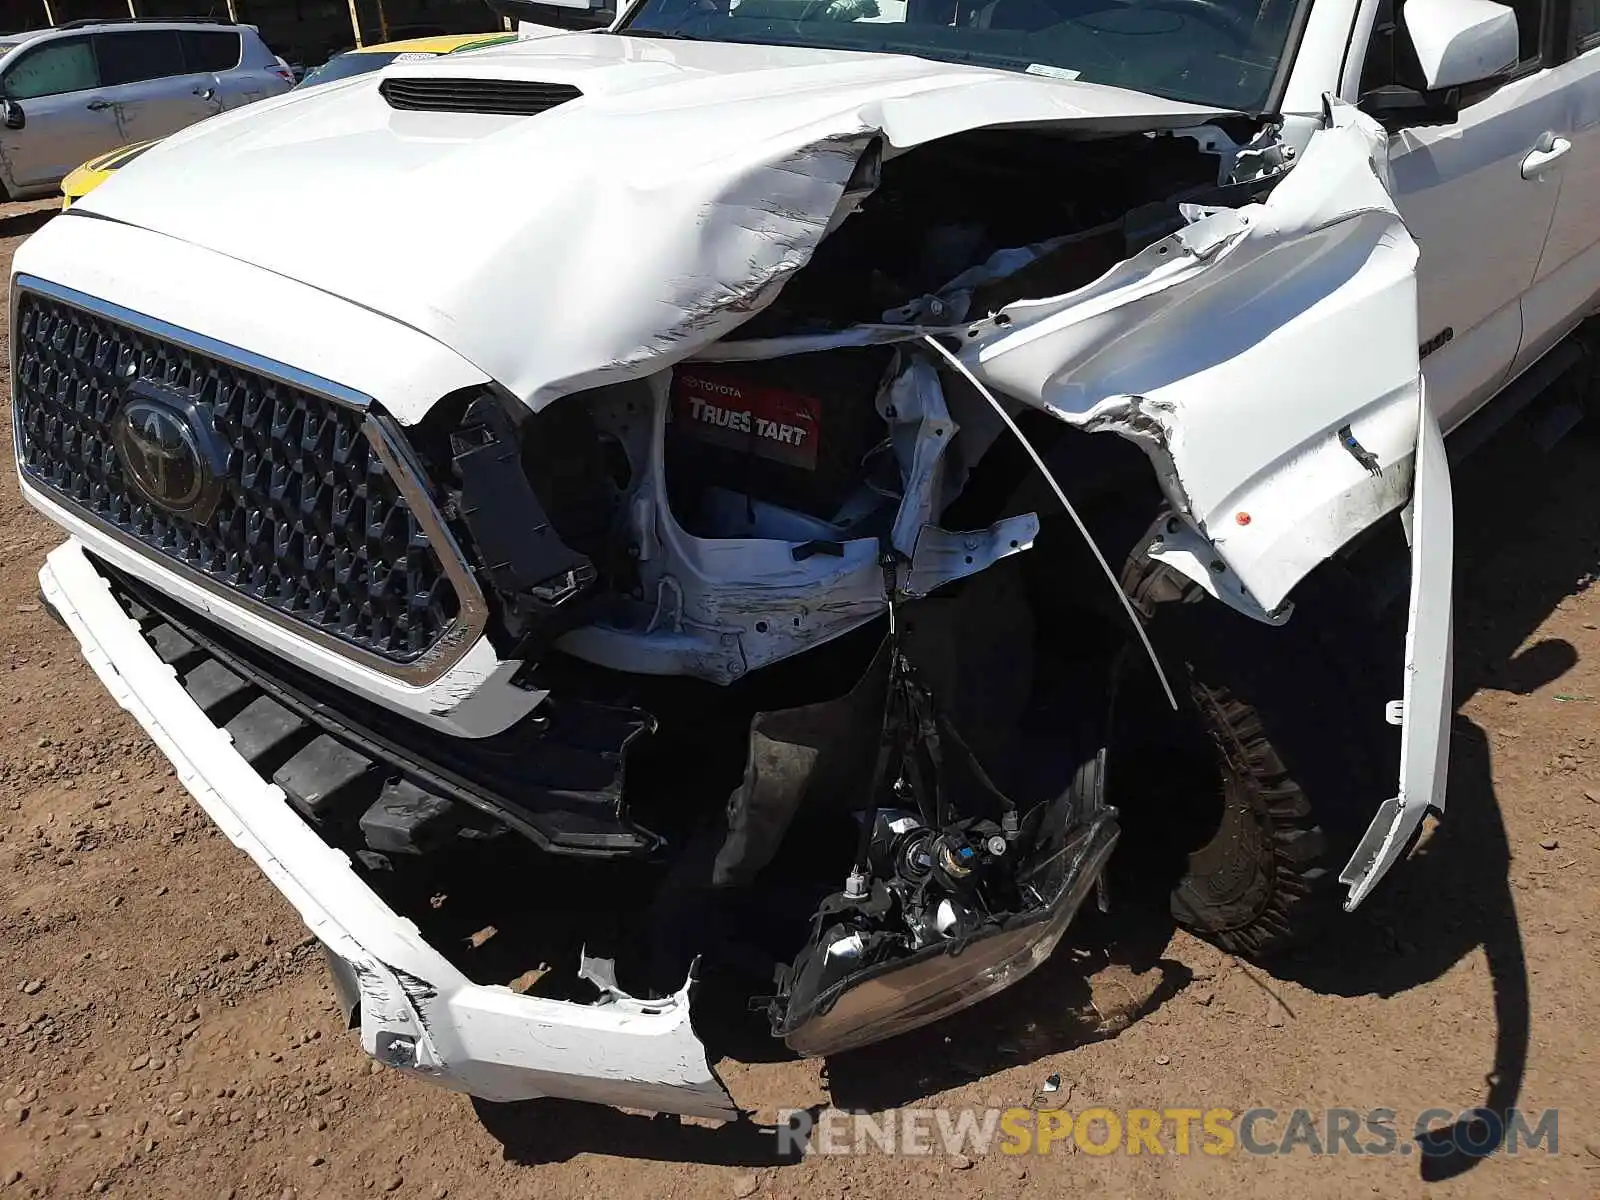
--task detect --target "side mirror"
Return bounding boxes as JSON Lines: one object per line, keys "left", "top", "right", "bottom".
{"left": 1360, "top": 82, "right": 1462, "bottom": 130}
{"left": 1404, "top": 0, "right": 1519, "bottom": 90}
{"left": 3, "top": 99, "right": 24, "bottom": 130}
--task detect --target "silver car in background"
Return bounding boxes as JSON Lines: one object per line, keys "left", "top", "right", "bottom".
{"left": 0, "top": 18, "right": 291, "bottom": 199}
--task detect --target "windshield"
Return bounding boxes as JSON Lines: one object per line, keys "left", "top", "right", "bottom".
{"left": 297, "top": 50, "right": 415, "bottom": 89}
{"left": 617, "top": 0, "right": 1300, "bottom": 112}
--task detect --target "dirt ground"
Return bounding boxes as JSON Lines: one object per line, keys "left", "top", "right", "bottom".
{"left": 2, "top": 196, "right": 1599, "bottom": 1200}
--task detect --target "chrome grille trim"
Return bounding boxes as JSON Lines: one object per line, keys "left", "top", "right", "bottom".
{"left": 11, "top": 273, "right": 489, "bottom": 686}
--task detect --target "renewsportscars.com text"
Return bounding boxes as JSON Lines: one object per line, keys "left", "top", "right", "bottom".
{"left": 775, "top": 1106, "right": 1560, "bottom": 1158}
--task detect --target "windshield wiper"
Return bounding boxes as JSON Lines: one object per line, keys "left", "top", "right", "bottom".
{"left": 836, "top": 39, "right": 1035, "bottom": 71}
{"left": 613, "top": 26, "right": 701, "bottom": 40}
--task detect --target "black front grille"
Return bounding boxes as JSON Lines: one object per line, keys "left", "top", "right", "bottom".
{"left": 379, "top": 77, "right": 581, "bottom": 116}
{"left": 13, "top": 289, "right": 463, "bottom": 666}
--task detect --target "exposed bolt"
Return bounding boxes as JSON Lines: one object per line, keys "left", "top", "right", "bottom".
{"left": 1209, "top": 560, "right": 1226, "bottom": 574}
{"left": 1166, "top": 517, "right": 1181, "bottom": 533}
{"left": 375, "top": 1035, "right": 415, "bottom": 1067}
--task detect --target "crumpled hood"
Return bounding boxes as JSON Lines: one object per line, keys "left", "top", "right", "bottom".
{"left": 75, "top": 33, "right": 1235, "bottom": 410}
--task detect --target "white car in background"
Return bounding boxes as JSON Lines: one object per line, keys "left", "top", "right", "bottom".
{"left": 11, "top": 0, "right": 1600, "bottom": 1119}
{"left": 0, "top": 18, "right": 290, "bottom": 199}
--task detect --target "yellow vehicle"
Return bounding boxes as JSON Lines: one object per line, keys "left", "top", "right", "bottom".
{"left": 60, "top": 32, "right": 517, "bottom": 209}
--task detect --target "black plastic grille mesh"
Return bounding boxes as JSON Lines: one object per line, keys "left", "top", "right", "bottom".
{"left": 13, "top": 290, "right": 461, "bottom": 664}
{"left": 379, "top": 77, "right": 581, "bottom": 116}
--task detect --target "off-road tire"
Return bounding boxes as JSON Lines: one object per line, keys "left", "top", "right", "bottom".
{"left": 1167, "top": 677, "right": 1335, "bottom": 956}
{"left": 1115, "top": 558, "right": 1401, "bottom": 959}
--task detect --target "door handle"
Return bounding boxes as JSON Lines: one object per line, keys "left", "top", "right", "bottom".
{"left": 1521, "top": 136, "right": 1572, "bottom": 179}
{"left": 84, "top": 99, "right": 110, "bottom": 111}
{"left": 192, "top": 87, "right": 215, "bottom": 100}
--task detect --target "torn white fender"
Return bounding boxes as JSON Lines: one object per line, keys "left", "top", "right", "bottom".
{"left": 1340, "top": 382, "right": 1453, "bottom": 909}
{"left": 1135, "top": 510, "right": 1292, "bottom": 626}
{"left": 963, "top": 100, "right": 1424, "bottom": 617}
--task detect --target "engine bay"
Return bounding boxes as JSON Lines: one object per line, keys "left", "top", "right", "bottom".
{"left": 175, "top": 119, "right": 1274, "bottom": 1054}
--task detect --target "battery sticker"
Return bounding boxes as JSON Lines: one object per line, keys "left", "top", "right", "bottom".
{"left": 670, "top": 369, "right": 821, "bottom": 470}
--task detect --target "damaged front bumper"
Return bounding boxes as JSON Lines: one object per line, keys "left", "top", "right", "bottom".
{"left": 37, "top": 536, "right": 738, "bottom": 1120}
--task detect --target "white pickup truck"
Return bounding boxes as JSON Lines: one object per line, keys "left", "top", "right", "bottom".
{"left": 11, "top": 0, "right": 1595, "bottom": 1118}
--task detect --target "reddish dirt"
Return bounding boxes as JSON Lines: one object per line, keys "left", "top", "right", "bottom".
{"left": 2, "top": 198, "right": 1599, "bottom": 1199}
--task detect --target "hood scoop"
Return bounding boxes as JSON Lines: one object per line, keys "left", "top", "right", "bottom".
{"left": 379, "top": 77, "right": 582, "bottom": 116}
